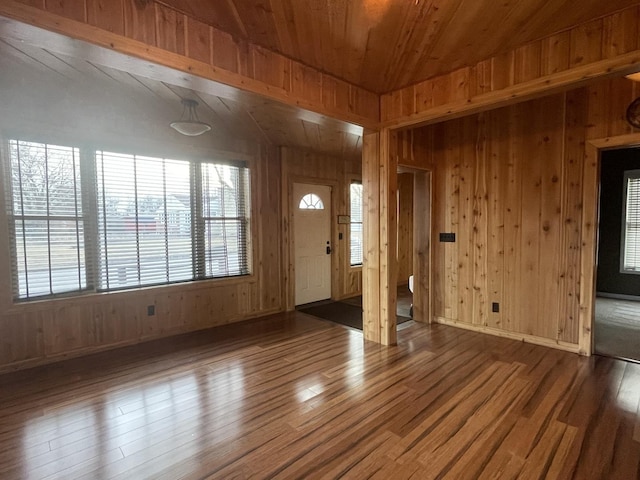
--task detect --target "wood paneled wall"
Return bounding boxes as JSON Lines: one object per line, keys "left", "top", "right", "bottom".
{"left": 403, "top": 76, "right": 640, "bottom": 352}
{"left": 0, "top": 61, "right": 283, "bottom": 373}
{"left": 397, "top": 173, "right": 413, "bottom": 285}
{"left": 280, "top": 147, "right": 362, "bottom": 309}
{"left": 1, "top": 0, "right": 379, "bottom": 128}
{"left": 382, "top": 5, "right": 640, "bottom": 128}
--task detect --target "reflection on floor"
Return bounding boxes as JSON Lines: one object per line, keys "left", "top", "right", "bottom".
{"left": 341, "top": 284, "right": 413, "bottom": 324}
{"left": 595, "top": 297, "right": 640, "bottom": 362}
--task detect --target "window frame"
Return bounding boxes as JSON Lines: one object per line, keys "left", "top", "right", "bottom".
{"left": 349, "top": 181, "right": 363, "bottom": 267}
{"left": 4, "top": 138, "right": 254, "bottom": 302}
{"left": 8, "top": 140, "right": 90, "bottom": 299}
{"left": 621, "top": 169, "right": 640, "bottom": 275}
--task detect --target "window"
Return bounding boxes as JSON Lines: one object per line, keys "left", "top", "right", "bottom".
{"left": 299, "top": 193, "right": 324, "bottom": 210}
{"left": 199, "top": 162, "right": 250, "bottom": 278}
{"left": 95, "top": 152, "right": 194, "bottom": 290}
{"left": 7, "top": 139, "right": 251, "bottom": 300}
{"left": 9, "top": 140, "right": 86, "bottom": 298}
{"left": 622, "top": 169, "right": 640, "bottom": 274}
{"left": 350, "top": 182, "right": 363, "bottom": 266}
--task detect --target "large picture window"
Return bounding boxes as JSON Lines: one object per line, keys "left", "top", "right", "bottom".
{"left": 7, "top": 139, "right": 251, "bottom": 300}
{"left": 622, "top": 169, "right": 640, "bottom": 274}
{"left": 350, "top": 182, "right": 363, "bottom": 266}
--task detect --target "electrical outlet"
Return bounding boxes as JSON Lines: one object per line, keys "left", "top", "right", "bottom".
{"left": 492, "top": 302, "right": 499, "bottom": 313}
{"left": 147, "top": 305, "right": 155, "bottom": 316}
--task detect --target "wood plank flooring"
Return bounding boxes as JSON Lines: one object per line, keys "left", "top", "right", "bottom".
{"left": 0, "top": 312, "right": 639, "bottom": 479}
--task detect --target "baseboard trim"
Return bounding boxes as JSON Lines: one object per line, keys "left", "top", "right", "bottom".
{"left": 433, "top": 317, "right": 582, "bottom": 354}
{"left": 0, "top": 307, "right": 284, "bottom": 375}
{"left": 596, "top": 292, "right": 640, "bottom": 302}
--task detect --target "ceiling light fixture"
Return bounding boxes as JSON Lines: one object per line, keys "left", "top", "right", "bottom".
{"left": 170, "top": 99, "right": 211, "bottom": 136}
{"left": 625, "top": 72, "right": 640, "bottom": 82}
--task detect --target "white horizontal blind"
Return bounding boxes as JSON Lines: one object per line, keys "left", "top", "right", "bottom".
{"left": 6, "top": 140, "right": 252, "bottom": 300}
{"left": 9, "top": 140, "right": 85, "bottom": 299}
{"left": 623, "top": 170, "right": 640, "bottom": 273}
{"left": 198, "top": 162, "right": 250, "bottom": 278}
{"left": 96, "top": 151, "right": 193, "bottom": 290}
{"left": 350, "top": 182, "right": 363, "bottom": 266}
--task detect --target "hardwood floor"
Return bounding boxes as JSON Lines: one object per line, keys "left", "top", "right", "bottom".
{"left": 0, "top": 312, "right": 639, "bottom": 479}
{"left": 595, "top": 297, "right": 640, "bottom": 362}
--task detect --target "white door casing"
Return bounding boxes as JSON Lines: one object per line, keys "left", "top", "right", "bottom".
{"left": 294, "top": 183, "right": 332, "bottom": 305}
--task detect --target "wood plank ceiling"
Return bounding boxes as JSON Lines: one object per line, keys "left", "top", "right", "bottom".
{"left": 157, "top": 0, "right": 640, "bottom": 93}
{"left": 0, "top": 38, "right": 363, "bottom": 160}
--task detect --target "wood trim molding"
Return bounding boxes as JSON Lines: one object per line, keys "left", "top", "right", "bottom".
{"left": 434, "top": 316, "right": 581, "bottom": 354}
{"left": 383, "top": 51, "right": 640, "bottom": 130}
{"left": 580, "top": 132, "right": 640, "bottom": 356}
{"left": 0, "top": 1, "right": 379, "bottom": 129}
{"left": 381, "top": 6, "right": 640, "bottom": 130}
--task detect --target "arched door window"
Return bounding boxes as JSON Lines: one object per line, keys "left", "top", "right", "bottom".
{"left": 298, "top": 193, "right": 324, "bottom": 210}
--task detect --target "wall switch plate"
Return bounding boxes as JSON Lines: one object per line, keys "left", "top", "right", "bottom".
{"left": 439, "top": 232, "right": 456, "bottom": 242}
{"left": 147, "top": 305, "right": 155, "bottom": 316}
{"left": 492, "top": 302, "right": 499, "bottom": 313}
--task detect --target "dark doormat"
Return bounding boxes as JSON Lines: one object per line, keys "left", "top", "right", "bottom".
{"left": 298, "top": 301, "right": 411, "bottom": 330}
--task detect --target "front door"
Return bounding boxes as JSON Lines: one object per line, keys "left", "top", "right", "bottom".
{"left": 294, "top": 183, "right": 332, "bottom": 305}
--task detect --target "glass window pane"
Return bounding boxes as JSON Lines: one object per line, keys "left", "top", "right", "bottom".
{"left": 10, "top": 140, "right": 85, "bottom": 300}
{"left": 350, "top": 183, "right": 363, "bottom": 266}
{"left": 96, "top": 152, "right": 193, "bottom": 290}
{"left": 623, "top": 173, "right": 640, "bottom": 272}
{"left": 200, "top": 162, "right": 250, "bottom": 279}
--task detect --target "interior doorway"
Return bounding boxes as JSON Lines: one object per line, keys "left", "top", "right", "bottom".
{"left": 397, "top": 167, "right": 431, "bottom": 324}
{"left": 397, "top": 171, "right": 414, "bottom": 320}
{"left": 293, "top": 183, "right": 332, "bottom": 306}
{"left": 594, "top": 147, "right": 640, "bottom": 362}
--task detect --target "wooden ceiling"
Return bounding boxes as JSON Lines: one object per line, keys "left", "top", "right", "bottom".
{"left": 158, "top": 0, "right": 640, "bottom": 93}
{"left": 0, "top": 38, "right": 362, "bottom": 160}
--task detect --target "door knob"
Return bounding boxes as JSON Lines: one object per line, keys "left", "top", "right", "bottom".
{"left": 326, "top": 245, "right": 332, "bottom": 254}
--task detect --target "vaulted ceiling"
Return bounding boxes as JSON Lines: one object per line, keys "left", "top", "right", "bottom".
{"left": 157, "top": 0, "right": 640, "bottom": 93}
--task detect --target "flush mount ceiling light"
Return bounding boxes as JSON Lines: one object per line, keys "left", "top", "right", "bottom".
{"left": 170, "top": 99, "right": 211, "bottom": 136}
{"left": 625, "top": 72, "right": 640, "bottom": 82}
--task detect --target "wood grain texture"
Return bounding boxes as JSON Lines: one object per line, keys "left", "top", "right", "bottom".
{"left": 150, "top": 0, "right": 638, "bottom": 93}
{"left": 381, "top": 4, "right": 640, "bottom": 127}
{"left": 404, "top": 76, "right": 639, "bottom": 350}
{"left": 396, "top": 173, "right": 413, "bottom": 285}
{"left": 362, "top": 132, "right": 382, "bottom": 344}
{"left": 412, "top": 170, "right": 432, "bottom": 325}
{"left": 3, "top": 0, "right": 379, "bottom": 128}
{"left": 0, "top": 313, "right": 638, "bottom": 479}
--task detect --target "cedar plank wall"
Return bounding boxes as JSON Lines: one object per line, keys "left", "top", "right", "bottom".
{"left": 281, "top": 147, "right": 362, "bottom": 302}
{"left": 397, "top": 173, "right": 413, "bottom": 286}
{"left": 381, "top": 5, "right": 640, "bottom": 127}
{"left": 6, "top": 0, "right": 378, "bottom": 127}
{"left": 403, "top": 77, "right": 640, "bottom": 349}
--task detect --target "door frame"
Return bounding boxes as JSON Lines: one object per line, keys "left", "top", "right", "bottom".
{"left": 397, "top": 166, "right": 433, "bottom": 324}
{"left": 582, "top": 132, "right": 640, "bottom": 355}
{"left": 283, "top": 175, "right": 337, "bottom": 311}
